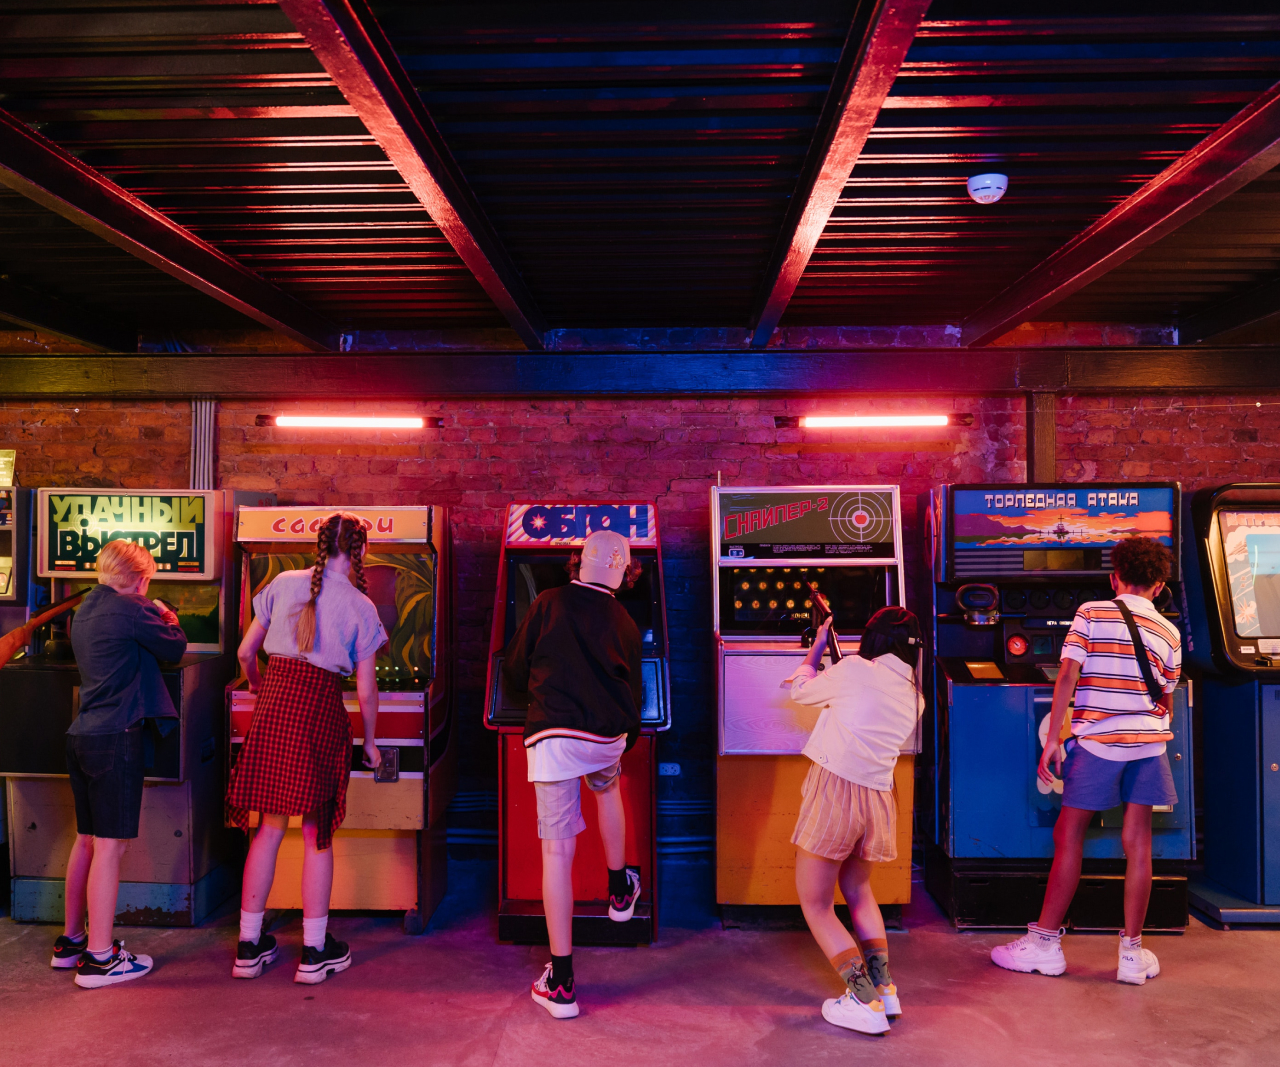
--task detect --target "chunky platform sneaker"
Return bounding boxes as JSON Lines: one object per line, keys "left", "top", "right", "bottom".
{"left": 990, "top": 926, "right": 1067, "bottom": 977}
{"left": 1117, "top": 937, "right": 1160, "bottom": 986}
{"left": 74, "top": 941, "right": 153, "bottom": 989}
{"left": 232, "top": 933, "right": 279, "bottom": 980}
{"left": 294, "top": 933, "right": 351, "bottom": 985}
{"left": 821, "top": 991, "right": 890, "bottom": 1035}
{"left": 608, "top": 867, "right": 642, "bottom": 922}
{"left": 531, "top": 962, "right": 579, "bottom": 1019}
{"left": 51, "top": 934, "right": 88, "bottom": 970}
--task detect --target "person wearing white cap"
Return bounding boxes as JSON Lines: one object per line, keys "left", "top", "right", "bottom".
{"left": 503, "top": 528, "right": 644, "bottom": 1019}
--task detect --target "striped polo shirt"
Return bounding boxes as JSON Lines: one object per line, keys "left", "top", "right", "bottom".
{"left": 1059, "top": 594, "right": 1181, "bottom": 762}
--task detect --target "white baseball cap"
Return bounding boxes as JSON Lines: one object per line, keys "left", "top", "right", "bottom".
{"left": 579, "top": 529, "right": 631, "bottom": 589}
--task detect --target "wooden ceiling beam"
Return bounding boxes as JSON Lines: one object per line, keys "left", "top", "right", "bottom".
{"left": 961, "top": 80, "right": 1280, "bottom": 348}
{"left": 278, "top": 0, "right": 547, "bottom": 350}
{"left": 0, "top": 108, "right": 336, "bottom": 352}
{"left": 748, "top": 0, "right": 932, "bottom": 348}
{"left": 6, "top": 346, "right": 1280, "bottom": 398}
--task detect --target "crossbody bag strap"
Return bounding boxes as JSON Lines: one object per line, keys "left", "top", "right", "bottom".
{"left": 1112, "top": 598, "right": 1165, "bottom": 706}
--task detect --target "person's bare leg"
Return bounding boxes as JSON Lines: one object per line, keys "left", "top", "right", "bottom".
{"left": 86, "top": 837, "right": 128, "bottom": 954}
{"left": 593, "top": 778, "right": 625, "bottom": 871}
{"left": 241, "top": 814, "right": 288, "bottom": 913}
{"left": 64, "top": 834, "right": 95, "bottom": 937}
{"left": 1037, "top": 806, "right": 1094, "bottom": 929}
{"left": 795, "top": 848, "right": 856, "bottom": 959}
{"left": 542, "top": 835, "right": 577, "bottom": 957}
{"left": 1121, "top": 803, "right": 1154, "bottom": 939}
{"left": 300, "top": 811, "right": 335, "bottom": 918}
{"left": 837, "top": 855, "right": 885, "bottom": 946}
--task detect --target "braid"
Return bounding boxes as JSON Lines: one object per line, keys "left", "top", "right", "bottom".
{"left": 295, "top": 513, "right": 341, "bottom": 652}
{"left": 341, "top": 517, "right": 370, "bottom": 594}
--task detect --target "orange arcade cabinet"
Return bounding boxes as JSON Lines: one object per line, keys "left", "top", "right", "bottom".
{"left": 228, "top": 505, "right": 454, "bottom": 934}
{"left": 485, "top": 501, "right": 671, "bottom": 943}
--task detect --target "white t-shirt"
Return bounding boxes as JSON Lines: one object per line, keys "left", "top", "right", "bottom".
{"left": 527, "top": 734, "right": 627, "bottom": 784}
{"left": 791, "top": 653, "right": 924, "bottom": 792}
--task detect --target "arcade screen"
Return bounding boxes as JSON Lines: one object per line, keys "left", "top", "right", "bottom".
{"left": 951, "top": 487, "right": 1176, "bottom": 578}
{"left": 504, "top": 553, "right": 661, "bottom": 649}
{"left": 1218, "top": 511, "right": 1280, "bottom": 637}
{"left": 719, "top": 566, "right": 891, "bottom": 636}
{"left": 64, "top": 578, "right": 221, "bottom": 652}
{"left": 247, "top": 551, "right": 435, "bottom": 685}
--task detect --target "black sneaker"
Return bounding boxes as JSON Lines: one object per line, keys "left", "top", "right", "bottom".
{"left": 51, "top": 933, "right": 88, "bottom": 970}
{"left": 74, "top": 940, "right": 153, "bottom": 989}
{"left": 608, "top": 867, "right": 642, "bottom": 922}
{"left": 294, "top": 933, "right": 351, "bottom": 985}
{"left": 531, "top": 962, "right": 579, "bottom": 1019}
{"left": 232, "top": 933, "right": 279, "bottom": 979}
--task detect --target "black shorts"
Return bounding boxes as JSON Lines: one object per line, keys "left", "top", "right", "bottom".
{"left": 65, "top": 725, "right": 145, "bottom": 839}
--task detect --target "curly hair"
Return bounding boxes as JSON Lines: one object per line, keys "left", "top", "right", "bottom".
{"left": 1111, "top": 536, "right": 1172, "bottom": 589}
{"left": 294, "top": 511, "right": 370, "bottom": 652}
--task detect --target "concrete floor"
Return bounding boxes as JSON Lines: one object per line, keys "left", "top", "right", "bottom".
{"left": 1, "top": 859, "right": 1277, "bottom": 1067}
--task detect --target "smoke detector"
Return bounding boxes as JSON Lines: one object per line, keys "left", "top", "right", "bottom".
{"left": 967, "top": 173, "right": 1008, "bottom": 205}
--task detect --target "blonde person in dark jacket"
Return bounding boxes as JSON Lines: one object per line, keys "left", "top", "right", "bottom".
{"left": 503, "top": 529, "right": 644, "bottom": 1019}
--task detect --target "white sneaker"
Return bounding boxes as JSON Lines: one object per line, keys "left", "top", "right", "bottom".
{"left": 990, "top": 926, "right": 1067, "bottom": 976}
{"left": 821, "top": 991, "right": 890, "bottom": 1035}
{"left": 1117, "top": 938, "right": 1160, "bottom": 985}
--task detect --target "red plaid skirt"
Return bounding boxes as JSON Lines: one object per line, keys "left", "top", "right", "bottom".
{"left": 226, "top": 655, "right": 351, "bottom": 850}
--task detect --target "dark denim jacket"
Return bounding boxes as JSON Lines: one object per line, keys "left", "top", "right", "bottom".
{"left": 68, "top": 584, "right": 188, "bottom": 736}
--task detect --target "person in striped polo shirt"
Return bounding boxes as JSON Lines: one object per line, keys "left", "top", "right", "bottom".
{"left": 992, "top": 536, "right": 1180, "bottom": 986}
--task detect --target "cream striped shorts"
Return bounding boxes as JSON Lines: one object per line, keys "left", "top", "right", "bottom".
{"left": 791, "top": 762, "right": 897, "bottom": 863}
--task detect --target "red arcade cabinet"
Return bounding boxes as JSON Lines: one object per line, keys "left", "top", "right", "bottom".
{"left": 485, "top": 501, "right": 671, "bottom": 944}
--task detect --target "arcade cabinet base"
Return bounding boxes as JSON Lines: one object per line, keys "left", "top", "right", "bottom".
{"left": 926, "top": 847, "right": 1188, "bottom": 930}
{"left": 1188, "top": 877, "right": 1280, "bottom": 925}
{"left": 498, "top": 900, "right": 654, "bottom": 945}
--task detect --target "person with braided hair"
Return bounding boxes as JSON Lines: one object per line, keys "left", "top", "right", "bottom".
{"left": 226, "top": 512, "right": 387, "bottom": 985}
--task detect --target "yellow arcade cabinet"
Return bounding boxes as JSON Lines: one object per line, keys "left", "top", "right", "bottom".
{"left": 712, "top": 485, "right": 916, "bottom": 918}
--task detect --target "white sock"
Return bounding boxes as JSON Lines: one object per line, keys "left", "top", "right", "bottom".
{"left": 1029, "top": 923, "right": 1062, "bottom": 940}
{"left": 302, "top": 915, "right": 328, "bottom": 950}
{"left": 239, "top": 910, "right": 265, "bottom": 944}
{"left": 1121, "top": 933, "right": 1142, "bottom": 949}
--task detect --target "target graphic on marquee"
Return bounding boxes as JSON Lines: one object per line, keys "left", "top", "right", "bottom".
{"left": 829, "top": 492, "right": 895, "bottom": 544}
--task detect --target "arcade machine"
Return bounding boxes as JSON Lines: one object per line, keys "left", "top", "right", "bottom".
{"left": 711, "top": 486, "right": 917, "bottom": 916}
{"left": 2, "top": 489, "right": 243, "bottom": 925}
{"left": 229, "top": 505, "right": 454, "bottom": 933}
{"left": 1184, "top": 484, "right": 1280, "bottom": 923}
{"left": 485, "top": 501, "right": 670, "bottom": 943}
{"left": 0, "top": 487, "right": 34, "bottom": 637}
{"left": 923, "top": 483, "right": 1194, "bottom": 929}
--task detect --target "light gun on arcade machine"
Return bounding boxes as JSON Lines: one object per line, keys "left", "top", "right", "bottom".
{"left": 485, "top": 501, "right": 670, "bottom": 944}
{"left": 1184, "top": 484, "right": 1280, "bottom": 923}
{"left": 923, "top": 483, "right": 1194, "bottom": 930}
{"left": 229, "top": 505, "right": 455, "bottom": 934}
{"left": 711, "top": 485, "right": 917, "bottom": 918}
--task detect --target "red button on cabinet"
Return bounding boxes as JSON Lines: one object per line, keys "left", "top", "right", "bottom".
{"left": 1006, "top": 634, "right": 1028, "bottom": 657}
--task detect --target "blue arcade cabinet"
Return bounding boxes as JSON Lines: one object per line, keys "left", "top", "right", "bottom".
{"left": 1184, "top": 485, "right": 1280, "bottom": 924}
{"left": 922, "top": 483, "right": 1195, "bottom": 929}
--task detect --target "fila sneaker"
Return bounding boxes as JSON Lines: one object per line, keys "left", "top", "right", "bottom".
{"left": 990, "top": 925, "right": 1067, "bottom": 977}
{"left": 1117, "top": 937, "right": 1160, "bottom": 985}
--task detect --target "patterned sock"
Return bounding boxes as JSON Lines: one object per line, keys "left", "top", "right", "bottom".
{"left": 829, "top": 946, "right": 879, "bottom": 1005}
{"left": 1029, "top": 922, "right": 1064, "bottom": 943}
{"left": 302, "top": 915, "right": 328, "bottom": 950}
{"left": 87, "top": 945, "right": 115, "bottom": 962}
{"left": 550, "top": 953, "right": 574, "bottom": 991}
{"left": 861, "top": 938, "right": 892, "bottom": 990}
{"left": 1121, "top": 933, "right": 1142, "bottom": 950}
{"left": 63, "top": 931, "right": 87, "bottom": 944}
{"left": 239, "top": 910, "right": 265, "bottom": 945}
{"left": 608, "top": 867, "right": 630, "bottom": 900}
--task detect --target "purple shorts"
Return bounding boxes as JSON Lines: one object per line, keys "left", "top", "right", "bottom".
{"left": 1061, "top": 743, "right": 1177, "bottom": 811}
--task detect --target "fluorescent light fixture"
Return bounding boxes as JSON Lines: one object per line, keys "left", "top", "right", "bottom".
{"left": 802, "top": 414, "right": 950, "bottom": 428}
{"left": 272, "top": 415, "right": 425, "bottom": 429}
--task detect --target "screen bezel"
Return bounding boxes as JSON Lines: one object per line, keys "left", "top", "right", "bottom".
{"left": 945, "top": 482, "right": 1181, "bottom": 582}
